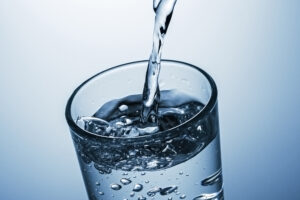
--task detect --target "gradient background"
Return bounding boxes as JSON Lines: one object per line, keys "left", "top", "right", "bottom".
{"left": 0, "top": 0, "right": 299, "bottom": 199}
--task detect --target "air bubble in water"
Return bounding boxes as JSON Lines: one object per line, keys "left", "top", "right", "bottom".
{"left": 137, "top": 126, "right": 159, "bottom": 135}
{"left": 197, "top": 125, "right": 202, "bottom": 132}
{"left": 127, "top": 127, "right": 140, "bottom": 137}
{"left": 119, "top": 104, "right": 128, "bottom": 112}
{"left": 125, "top": 118, "right": 132, "bottom": 125}
{"left": 110, "top": 183, "right": 122, "bottom": 190}
{"left": 94, "top": 163, "right": 112, "bottom": 174}
{"left": 146, "top": 159, "right": 160, "bottom": 169}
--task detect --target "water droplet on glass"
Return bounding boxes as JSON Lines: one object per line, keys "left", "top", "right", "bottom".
{"left": 145, "top": 180, "right": 149, "bottom": 184}
{"left": 141, "top": 172, "right": 146, "bottom": 175}
{"left": 179, "top": 171, "right": 183, "bottom": 175}
{"left": 98, "top": 191, "right": 104, "bottom": 195}
{"left": 95, "top": 181, "right": 100, "bottom": 186}
{"left": 193, "top": 188, "right": 224, "bottom": 200}
{"left": 137, "top": 195, "right": 147, "bottom": 200}
{"left": 201, "top": 168, "right": 222, "bottom": 186}
{"left": 160, "top": 186, "right": 178, "bottom": 195}
{"left": 147, "top": 187, "right": 161, "bottom": 197}
{"left": 130, "top": 192, "right": 135, "bottom": 197}
{"left": 133, "top": 183, "right": 143, "bottom": 192}
{"left": 110, "top": 183, "right": 122, "bottom": 190}
{"left": 180, "top": 194, "right": 186, "bottom": 199}
{"left": 120, "top": 178, "right": 132, "bottom": 185}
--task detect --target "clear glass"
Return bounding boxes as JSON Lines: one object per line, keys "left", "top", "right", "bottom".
{"left": 66, "top": 60, "right": 224, "bottom": 200}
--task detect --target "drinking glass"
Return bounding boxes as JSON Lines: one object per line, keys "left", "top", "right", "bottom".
{"left": 65, "top": 60, "right": 224, "bottom": 200}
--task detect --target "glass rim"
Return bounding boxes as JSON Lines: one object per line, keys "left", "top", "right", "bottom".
{"left": 65, "top": 59, "right": 218, "bottom": 141}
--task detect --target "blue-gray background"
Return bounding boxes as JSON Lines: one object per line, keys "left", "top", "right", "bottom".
{"left": 0, "top": 0, "right": 299, "bottom": 199}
